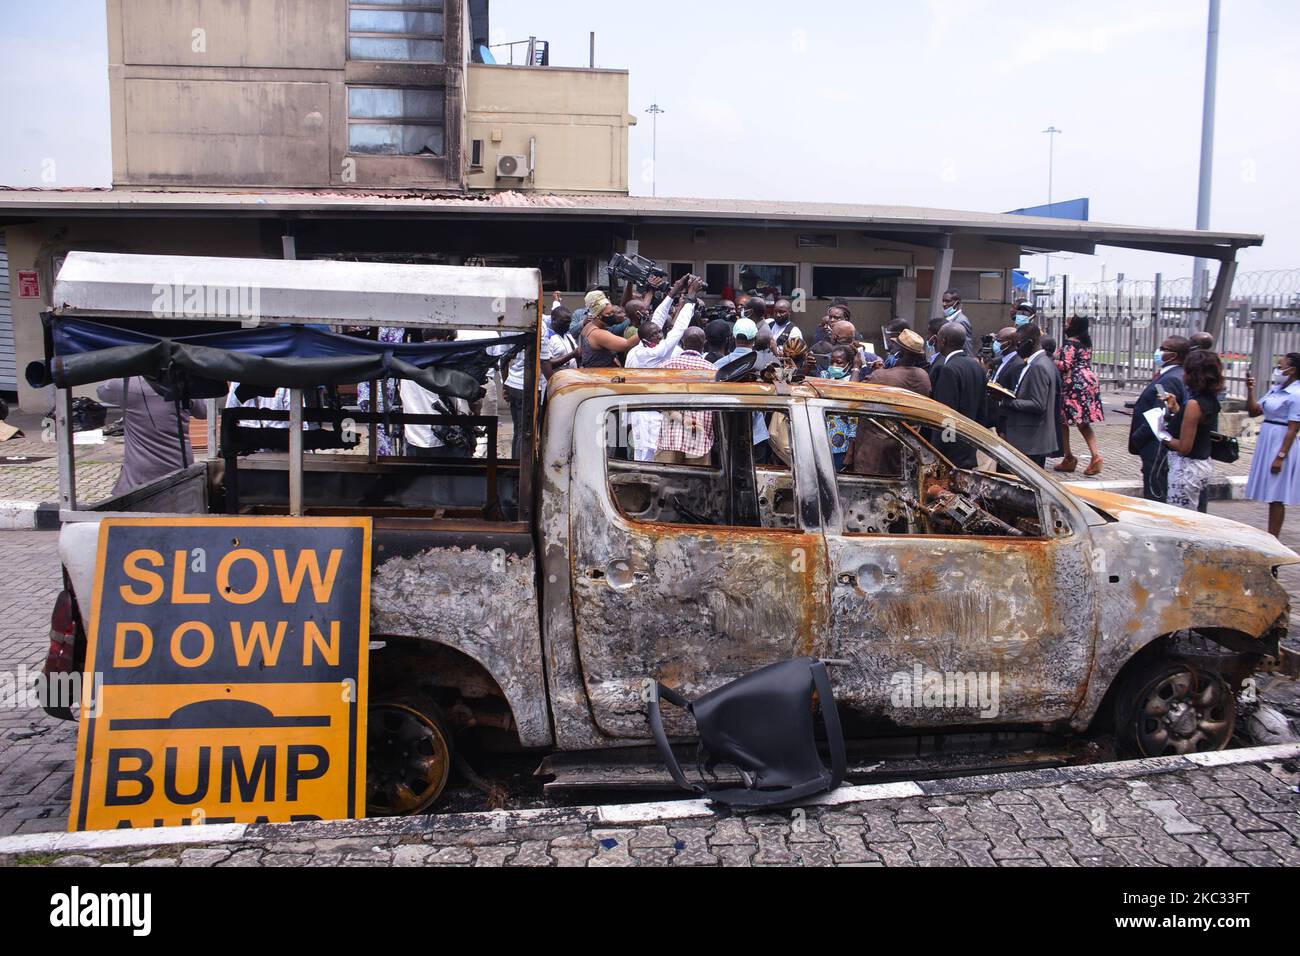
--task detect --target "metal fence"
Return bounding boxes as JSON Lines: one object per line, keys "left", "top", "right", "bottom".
{"left": 1037, "top": 270, "right": 1300, "bottom": 399}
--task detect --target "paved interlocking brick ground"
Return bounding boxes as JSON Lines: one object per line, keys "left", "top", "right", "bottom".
{"left": 1, "top": 758, "right": 1296, "bottom": 867}
{"left": 0, "top": 531, "right": 76, "bottom": 836}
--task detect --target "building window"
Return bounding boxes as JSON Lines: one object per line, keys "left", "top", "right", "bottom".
{"left": 918, "top": 269, "right": 1004, "bottom": 302}
{"left": 705, "top": 263, "right": 733, "bottom": 296}
{"left": 347, "top": 1, "right": 445, "bottom": 63}
{"left": 347, "top": 86, "right": 445, "bottom": 156}
{"left": 813, "top": 266, "right": 903, "bottom": 299}
{"left": 737, "top": 264, "right": 797, "bottom": 297}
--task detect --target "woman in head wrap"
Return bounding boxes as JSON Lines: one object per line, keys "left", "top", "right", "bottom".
{"left": 579, "top": 289, "right": 639, "bottom": 368}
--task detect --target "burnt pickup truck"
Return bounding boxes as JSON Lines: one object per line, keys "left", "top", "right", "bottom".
{"left": 36, "top": 252, "right": 1300, "bottom": 813}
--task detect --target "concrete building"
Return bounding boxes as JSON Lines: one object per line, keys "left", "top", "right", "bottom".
{"left": 0, "top": 0, "right": 1261, "bottom": 411}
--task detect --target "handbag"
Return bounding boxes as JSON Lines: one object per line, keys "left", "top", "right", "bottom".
{"left": 1209, "top": 432, "right": 1239, "bottom": 464}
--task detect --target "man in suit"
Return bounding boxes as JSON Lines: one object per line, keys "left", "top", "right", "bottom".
{"left": 989, "top": 326, "right": 1025, "bottom": 439}
{"left": 1129, "top": 335, "right": 1191, "bottom": 502}
{"left": 928, "top": 322, "right": 987, "bottom": 468}
{"left": 941, "top": 289, "right": 975, "bottom": 354}
{"left": 1003, "top": 323, "right": 1060, "bottom": 467}
{"left": 926, "top": 317, "right": 946, "bottom": 386}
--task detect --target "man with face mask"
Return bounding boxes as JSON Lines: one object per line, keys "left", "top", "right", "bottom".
{"left": 940, "top": 289, "right": 974, "bottom": 354}
{"left": 766, "top": 298, "right": 803, "bottom": 353}
{"left": 881, "top": 318, "right": 911, "bottom": 369}
{"left": 989, "top": 326, "right": 1025, "bottom": 439}
{"left": 1129, "top": 335, "right": 1191, "bottom": 502}
{"left": 1011, "top": 301, "right": 1036, "bottom": 329}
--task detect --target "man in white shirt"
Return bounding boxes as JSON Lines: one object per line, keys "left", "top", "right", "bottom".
{"left": 225, "top": 384, "right": 291, "bottom": 428}
{"left": 624, "top": 276, "right": 700, "bottom": 459}
{"left": 398, "top": 377, "right": 471, "bottom": 459}
{"left": 625, "top": 277, "right": 698, "bottom": 370}
{"left": 765, "top": 298, "right": 804, "bottom": 355}
{"left": 541, "top": 307, "right": 578, "bottom": 386}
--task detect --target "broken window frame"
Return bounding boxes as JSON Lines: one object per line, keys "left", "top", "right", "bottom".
{"left": 811, "top": 401, "right": 1070, "bottom": 541}
{"left": 600, "top": 401, "right": 809, "bottom": 533}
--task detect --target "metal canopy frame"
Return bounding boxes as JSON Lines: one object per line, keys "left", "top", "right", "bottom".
{"left": 48, "top": 252, "right": 543, "bottom": 522}
{"left": 52, "top": 251, "right": 541, "bottom": 331}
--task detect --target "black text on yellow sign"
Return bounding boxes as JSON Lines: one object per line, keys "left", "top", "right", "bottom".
{"left": 70, "top": 517, "right": 372, "bottom": 831}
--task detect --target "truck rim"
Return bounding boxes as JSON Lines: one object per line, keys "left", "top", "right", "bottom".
{"left": 366, "top": 702, "right": 451, "bottom": 815}
{"left": 1135, "top": 667, "right": 1234, "bottom": 756}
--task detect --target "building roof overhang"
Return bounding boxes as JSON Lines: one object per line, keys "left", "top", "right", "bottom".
{"left": 0, "top": 189, "right": 1262, "bottom": 261}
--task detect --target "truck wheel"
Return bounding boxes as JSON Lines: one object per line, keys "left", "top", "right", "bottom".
{"left": 1115, "top": 659, "right": 1235, "bottom": 758}
{"left": 367, "top": 695, "right": 453, "bottom": 815}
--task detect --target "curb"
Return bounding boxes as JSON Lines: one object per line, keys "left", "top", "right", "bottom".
{"left": 0, "top": 500, "right": 59, "bottom": 531}
{"left": 1062, "top": 474, "right": 1248, "bottom": 501}
{"left": 3, "top": 742, "right": 1296, "bottom": 858}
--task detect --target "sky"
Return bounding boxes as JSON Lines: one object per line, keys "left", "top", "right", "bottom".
{"left": 2, "top": 0, "right": 1298, "bottom": 287}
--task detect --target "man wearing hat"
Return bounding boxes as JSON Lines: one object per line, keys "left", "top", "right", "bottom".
{"left": 711, "top": 315, "right": 760, "bottom": 370}
{"left": 843, "top": 329, "right": 931, "bottom": 476}
{"left": 863, "top": 329, "right": 932, "bottom": 395}
{"left": 1012, "top": 300, "right": 1036, "bottom": 328}
{"left": 578, "top": 288, "right": 639, "bottom": 369}
{"left": 711, "top": 313, "right": 771, "bottom": 457}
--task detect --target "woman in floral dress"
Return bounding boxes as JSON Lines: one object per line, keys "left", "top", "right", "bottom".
{"left": 355, "top": 326, "right": 404, "bottom": 456}
{"left": 1054, "top": 315, "right": 1105, "bottom": 475}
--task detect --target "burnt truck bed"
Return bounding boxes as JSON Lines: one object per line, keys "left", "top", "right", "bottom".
{"left": 59, "top": 453, "right": 552, "bottom": 749}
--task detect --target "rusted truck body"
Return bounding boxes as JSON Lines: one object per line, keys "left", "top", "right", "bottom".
{"left": 40, "top": 253, "right": 1299, "bottom": 812}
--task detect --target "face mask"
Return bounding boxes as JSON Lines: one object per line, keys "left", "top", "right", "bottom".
{"left": 1154, "top": 349, "right": 1166, "bottom": 367}
{"left": 825, "top": 365, "right": 848, "bottom": 379}
{"left": 1271, "top": 368, "right": 1287, "bottom": 389}
{"left": 992, "top": 341, "right": 1003, "bottom": 359}
{"left": 943, "top": 306, "right": 958, "bottom": 318}
{"left": 1014, "top": 315, "right": 1030, "bottom": 327}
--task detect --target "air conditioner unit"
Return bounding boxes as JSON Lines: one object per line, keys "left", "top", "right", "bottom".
{"left": 496, "top": 154, "right": 531, "bottom": 178}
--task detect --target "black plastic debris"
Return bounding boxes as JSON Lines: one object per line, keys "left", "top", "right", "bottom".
{"left": 647, "top": 656, "right": 846, "bottom": 808}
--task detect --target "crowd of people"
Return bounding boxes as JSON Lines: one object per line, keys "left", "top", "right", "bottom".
{"left": 550, "top": 275, "right": 1300, "bottom": 530}
{"left": 94, "top": 273, "right": 1299, "bottom": 537}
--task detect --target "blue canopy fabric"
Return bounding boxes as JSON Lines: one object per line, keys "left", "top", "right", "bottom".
{"left": 31, "top": 317, "right": 531, "bottom": 403}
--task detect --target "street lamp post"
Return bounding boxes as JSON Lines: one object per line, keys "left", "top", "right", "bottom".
{"left": 1042, "top": 126, "right": 1062, "bottom": 287}
{"left": 1192, "top": 0, "right": 1221, "bottom": 332}
{"left": 646, "top": 103, "right": 664, "bottom": 197}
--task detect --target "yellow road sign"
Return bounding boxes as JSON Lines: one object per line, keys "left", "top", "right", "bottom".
{"left": 70, "top": 517, "right": 371, "bottom": 831}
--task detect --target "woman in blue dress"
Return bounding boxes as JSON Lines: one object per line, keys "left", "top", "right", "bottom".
{"left": 1244, "top": 352, "right": 1300, "bottom": 537}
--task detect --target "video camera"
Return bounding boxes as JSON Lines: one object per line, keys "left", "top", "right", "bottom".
{"left": 979, "top": 333, "right": 997, "bottom": 363}
{"left": 700, "top": 303, "right": 736, "bottom": 323}
{"left": 608, "top": 252, "right": 708, "bottom": 294}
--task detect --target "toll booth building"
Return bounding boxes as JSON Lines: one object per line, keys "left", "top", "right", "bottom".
{"left": 0, "top": 0, "right": 1259, "bottom": 412}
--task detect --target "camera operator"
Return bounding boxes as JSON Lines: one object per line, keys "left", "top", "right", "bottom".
{"left": 626, "top": 274, "right": 701, "bottom": 370}
{"left": 766, "top": 298, "right": 803, "bottom": 354}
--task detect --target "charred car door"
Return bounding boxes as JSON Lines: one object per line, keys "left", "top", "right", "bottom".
{"left": 809, "top": 399, "right": 1099, "bottom": 730}
{"left": 568, "top": 393, "right": 829, "bottom": 740}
